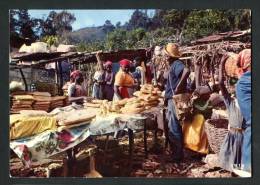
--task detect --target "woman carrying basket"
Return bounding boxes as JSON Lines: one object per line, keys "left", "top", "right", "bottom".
{"left": 218, "top": 54, "right": 244, "bottom": 173}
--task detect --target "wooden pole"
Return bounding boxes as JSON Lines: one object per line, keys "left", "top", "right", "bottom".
{"left": 19, "top": 68, "right": 28, "bottom": 91}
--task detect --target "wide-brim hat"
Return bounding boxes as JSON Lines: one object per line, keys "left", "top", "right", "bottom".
{"left": 163, "top": 43, "right": 182, "bottom": 58}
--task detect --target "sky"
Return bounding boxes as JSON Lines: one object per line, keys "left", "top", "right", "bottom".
{"left": 28, "top": 9, "right": 155, "bottom": 31}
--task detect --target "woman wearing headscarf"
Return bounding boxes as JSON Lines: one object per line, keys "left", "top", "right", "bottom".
{"left": 92, "top": 52, "right": 104, "bottom": 99}
{"left": 113, "top": 59, "right": 135, "bottom": 100}
{"left": 103, "top": 61, "right": 115, "bottom": 101}
{"left": 218, "top": 54, "right": 244, "bottom": 173}
{"left": 67, "top": 70, "right": 86, "bottom": 104}
{"left": 233, "top": 49, "right": 251, "bottom": 177}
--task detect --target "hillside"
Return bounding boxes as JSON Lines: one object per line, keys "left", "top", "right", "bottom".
{"left": 67, "top": 26, "right": 107, "bottom": 44}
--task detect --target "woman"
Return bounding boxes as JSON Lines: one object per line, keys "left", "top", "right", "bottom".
{"left": 92, "top": 61, "right": 104, "bottom": 100}
{"left": 132, "top": 57, "right": 146, "bottom": 90}
{"left": 113, "top": 59, "right": 135, "bottom": 100}
{"left": 103, "top": 61, "right": 115, "bottom": 101}
{"left": 218, "top": 54, "right": 244, "bottom": 172}
{"left": 67, "top": 70, "right": 86, "bottom": 104}
{"left": 233, "top": 49, "right": 251, "bottom": 176}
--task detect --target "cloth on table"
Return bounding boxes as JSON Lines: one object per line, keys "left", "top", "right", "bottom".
{"left": 182, "top": 114, "right": 209, "bottom": 154}
{"left": 10, "top": 114, "right": 57, "bottom": 140}
{"left": 10, "top": 112, "right": 147, "bottom": 166}
{"left": 10, "top": 124, "right": 91, "bottom": 167}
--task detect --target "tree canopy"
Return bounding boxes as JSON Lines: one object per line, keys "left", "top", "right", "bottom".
{"left": 10, "top": 9, "right": 251, "bottom": 50}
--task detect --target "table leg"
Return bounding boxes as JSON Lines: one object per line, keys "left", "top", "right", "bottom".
{"left": 105, "top": 134, "right": 110, "bottom": 152}
{"left": 128, "top": 129, "right": 134, "bottom": 169}
{"left": 153, "top": 116, "right": 158, "bottom": 145}
{"left": 62, "top": 157, "right": 68, "bottom": 177}
{"left": 66, "top": 148, "right": 77, "bottom": 176}
{"left": 144, "top": 119, "right": 148, "bottom": 158}
{"left": 163, "top": 109, "right": 169, "bottom": 150}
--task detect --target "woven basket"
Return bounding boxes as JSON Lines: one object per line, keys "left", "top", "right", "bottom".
{"left": 205, "top": 119, "right": 229, "bottom": 154}
{"left": 225, "top": 53, "right": 239, "bottom": 78}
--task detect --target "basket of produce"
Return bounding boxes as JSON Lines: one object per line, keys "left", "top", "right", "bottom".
{"left": 204, "top": 118, "right": 229, "bottom": 154}
{"left": 172, "top": 93, "right": 192, "bottom": 121}
{"left": 225, "top": 53, "right": 239, "bottom": 78}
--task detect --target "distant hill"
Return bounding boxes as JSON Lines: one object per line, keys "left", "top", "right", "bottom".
{"left": 67, "top": 26, "right": 107, "bottom": 44}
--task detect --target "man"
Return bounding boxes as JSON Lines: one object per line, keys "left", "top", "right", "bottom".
{"left": 164, "top": 43, "right": 190, "bottom": 162}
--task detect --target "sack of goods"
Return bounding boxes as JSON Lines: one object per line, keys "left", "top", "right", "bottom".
{"left": 172, "top": 93, "right": 192, "bottom": 120}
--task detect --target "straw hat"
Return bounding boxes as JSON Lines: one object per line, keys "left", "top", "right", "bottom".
{"left": 163, "top": 43, "right": 182, "bottom": 58}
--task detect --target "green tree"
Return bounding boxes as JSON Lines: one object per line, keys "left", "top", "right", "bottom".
{"left": 41, "top": 11, "right": 58, "bottom": 36}
{"left": 54, "top": 10, "right": 76, "bottom": 36}
{"left": 17, "top": 9, "right": 37, "bottom": 40}
{"left": 102, "top": 20, "right": 115, "bottom": 33}
{"left": 115, "top": 21, "right": 121, "bottom": 29}
{"left": 106, "top": 29, "right": 127, "bottom": 50}
{"left": 126, "top": 9, "right": 151, "bottom": 30}
{"left": 183, "top": 10, "right": 231, "bottom": 41}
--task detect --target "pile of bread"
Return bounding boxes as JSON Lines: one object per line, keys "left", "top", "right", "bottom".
{"left": 84, "top": 84, "right": 162, "bottom": 115}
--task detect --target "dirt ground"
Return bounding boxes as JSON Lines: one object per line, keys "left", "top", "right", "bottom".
{"left": 10, "top": 131, "right": 237, "bottom": 178}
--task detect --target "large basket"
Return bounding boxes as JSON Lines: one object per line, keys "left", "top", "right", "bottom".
{"left": 204, "top": 119, "right": 229, "bottom": 154}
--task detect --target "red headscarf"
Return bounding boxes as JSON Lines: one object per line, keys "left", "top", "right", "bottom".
{"left": 70, "top": 70, "right": 82, "bottom": 81}
{"left": 104, "top": 61, "right": 113, "bottom": 67}
{"left": 119, "top": 59, "right": 130, "bottom": 67}
{"left": 236, "top": 49, "right": 251, "bottom": 76}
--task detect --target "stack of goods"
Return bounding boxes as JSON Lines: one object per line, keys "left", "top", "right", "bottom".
{"left": 84, "top": 99, "right": 103, "bottom": 108}
{"left": 84, "top": 84, "right": 162, "bottom": 116}
{"left": 133, "top": 84, "right": 162, "bottom": 110}
{"left": 54, "top": 108, "right": 96, "bottom": 130}
{"left": 10, "top": 110, "right": 56, "bottom": 140}
{"left": 120, "top": 97, "right": 146, "bottom": 114}
{"left": 11, "top": 95, "right": 34, "bottom": 113}
{"left": 32, "top": 92, "right": 52, "bottom": 112}
{"left": 50, "top": 96, "right": 67, "bottom": 110}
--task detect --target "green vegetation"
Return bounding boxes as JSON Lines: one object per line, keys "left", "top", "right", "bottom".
{"left": 10, "top": 9, "right": 251, "bottom": 51}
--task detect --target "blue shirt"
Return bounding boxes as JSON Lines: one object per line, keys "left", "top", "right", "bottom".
{"left": 165, "top": 60, "right": 185, "bottom": 99}
{"left": 236, "top": 71, "right": 251, "bottom": 127}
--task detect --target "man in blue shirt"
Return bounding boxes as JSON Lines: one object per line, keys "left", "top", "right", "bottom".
{"left": 164, "top": 43, "right": 190, "bottom": 162}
